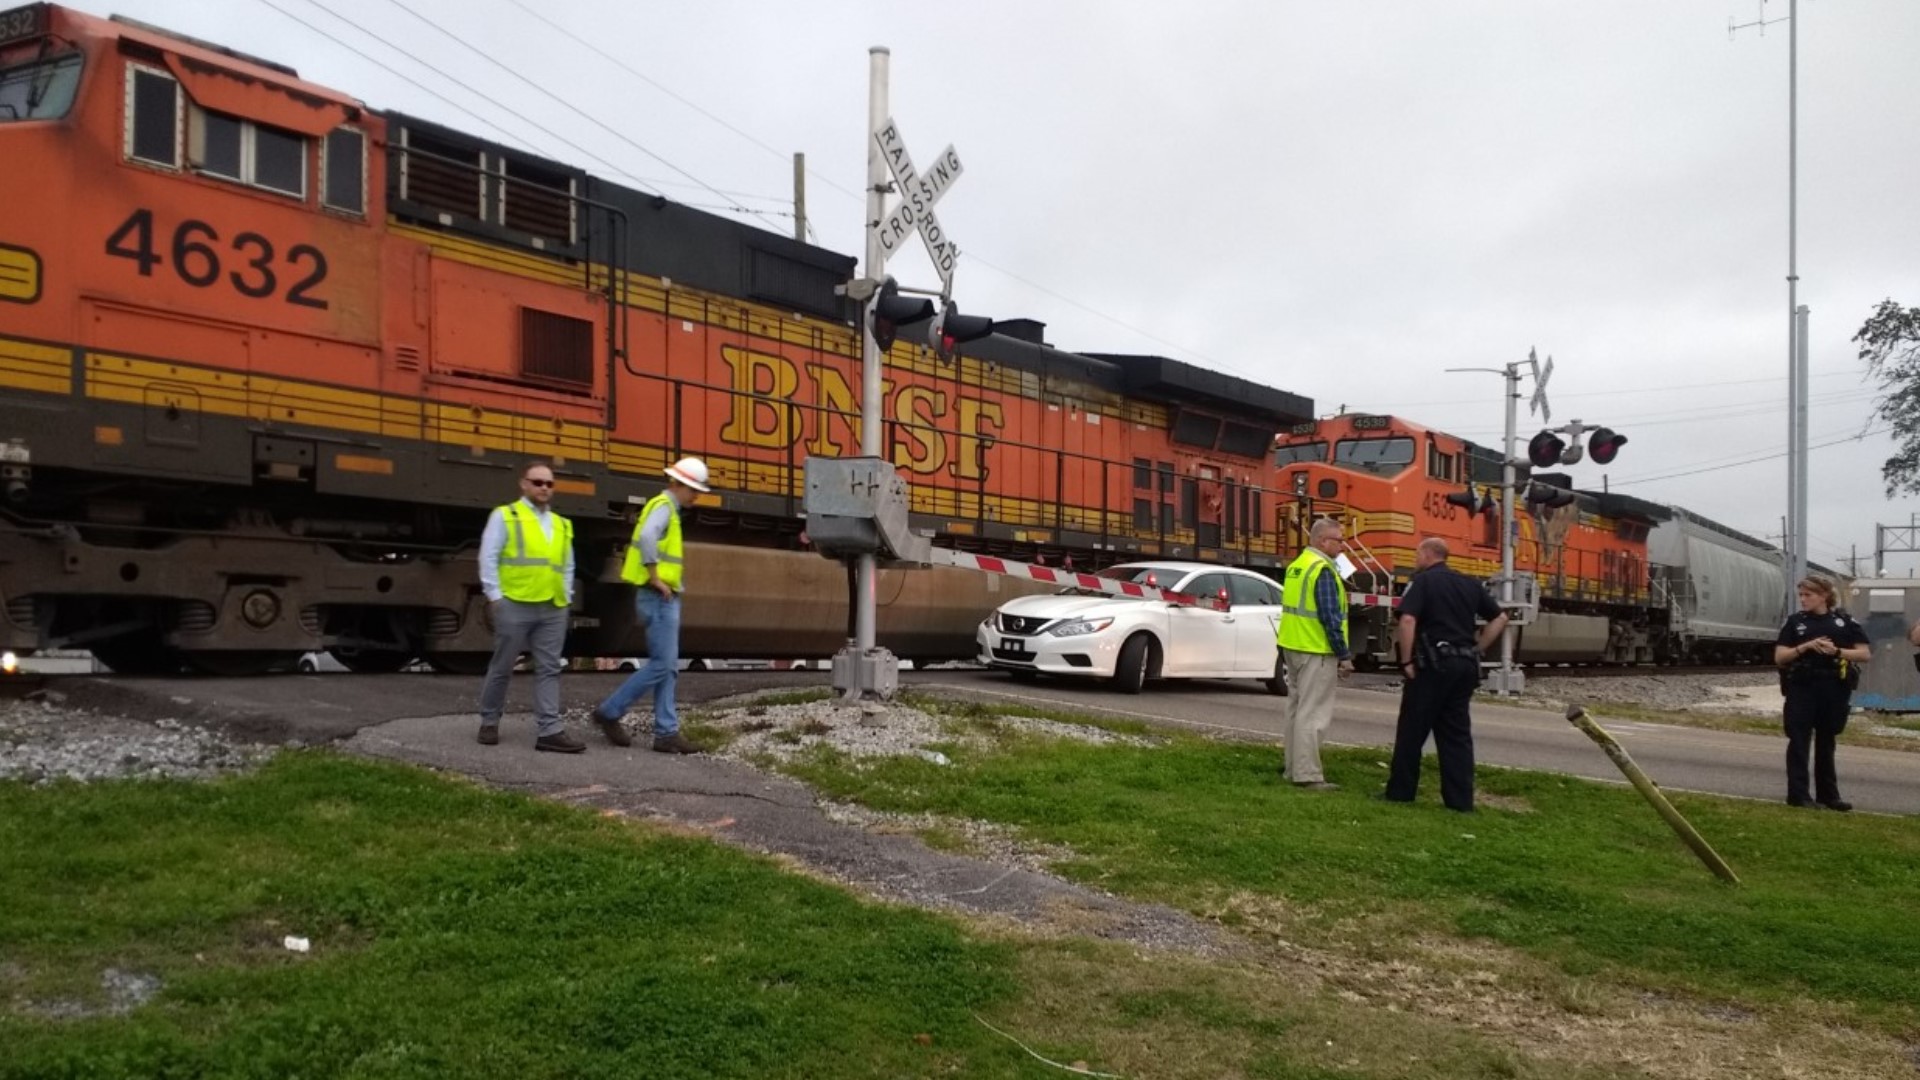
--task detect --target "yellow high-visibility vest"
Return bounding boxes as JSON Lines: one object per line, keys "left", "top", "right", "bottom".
{"left": 620, "top": 492, "right": 684, "bottom": 591}
{"left": 497, "top": 501, "right": 572, "bottom": 606}
{"left": 1277, "top": 547, "right": 1348, "bottom": 655}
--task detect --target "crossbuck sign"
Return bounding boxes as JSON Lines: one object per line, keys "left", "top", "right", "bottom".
{"left": 872, "top": 118, "right": 963, "bottom": 293}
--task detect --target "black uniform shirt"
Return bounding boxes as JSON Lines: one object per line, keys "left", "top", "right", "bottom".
{"left": 1775, "top": 609, "right": 1869, "bottom": 681}
{"left": 1399, "top": 562, "right": 1502, "bottom": 648}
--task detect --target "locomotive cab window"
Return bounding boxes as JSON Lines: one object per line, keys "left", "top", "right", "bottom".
{"left": 125, "top": 63, "right": 179, "bottom": 167}
{"left": 1333, "top": 436, "right": 1414, "bottom": 473}
{"left": 1273, "top": 441, "right": 1327, "bottom": 467}
{"left": 189, "top": 105, "right": 306, "bottom": 197}
{"left": 0, "top": 50, "right": 82, "bottom": 122}
{"left": 322, "top": 126, "right": 365, "bottom": 215}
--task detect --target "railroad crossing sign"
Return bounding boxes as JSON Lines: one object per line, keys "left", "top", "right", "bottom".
{"left": 1529, "top": 348, "right": 1553, "bottom": 423}
{"left": 872, "top": 118, "right": 963, "bottom": 293}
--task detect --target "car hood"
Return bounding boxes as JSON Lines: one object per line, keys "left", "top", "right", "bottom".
{"left": 996, "top": 593, "right": 1154, "bottom": 621}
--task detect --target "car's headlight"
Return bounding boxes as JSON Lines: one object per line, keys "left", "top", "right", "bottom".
{"left": 1047, "top": 617, "right": 1113, "bottom": 638}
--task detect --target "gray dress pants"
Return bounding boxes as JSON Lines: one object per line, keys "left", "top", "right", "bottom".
{"left": 477, "top": 599, "right": 568, "bottom": 737}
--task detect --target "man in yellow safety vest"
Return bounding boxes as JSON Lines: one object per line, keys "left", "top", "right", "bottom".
{"left": 591, "top": 457, "right": 711, "bottom": 754}
{"left": 476, "top": 460, "right": 581, "bottom": 752}
{"left": 1276, "top": 516, "right": 1354, "bottom": 789}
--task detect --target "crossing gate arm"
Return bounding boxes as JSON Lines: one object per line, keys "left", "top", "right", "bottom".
{"left": 920, "top": 547, "right": 1228, "bottom": 611}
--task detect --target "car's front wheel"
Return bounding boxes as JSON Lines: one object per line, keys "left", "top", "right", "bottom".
{"left": 1112, "top": 633, "right": 1151, "bottom": 695}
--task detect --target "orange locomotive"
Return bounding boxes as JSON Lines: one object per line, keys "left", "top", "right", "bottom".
{"left": 0, "top": 4, "right": 1318, "bottom": 673}
{"left": 1271, "top": 413, "right": 1659, "bottom": 665}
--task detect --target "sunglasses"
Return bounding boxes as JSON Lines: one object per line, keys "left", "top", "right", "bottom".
{"left": 525, "top": 478, "right": 555, "bottom": 488}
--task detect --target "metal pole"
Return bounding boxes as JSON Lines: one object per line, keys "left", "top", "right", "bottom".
{"left": 855, "top": 47, "right": 889, "bottom": 666}
{"left": 1497, "top": 361, "right": 1520, "bottom": 695}
{"left": 1791, "top": 305, "right": 1809, "bottom": 591}
{"left": 1784, "top": 0, "right": 1802, "bottom": 609}
{"left": 792, "top": 151, "right": 807, "bottom": 243}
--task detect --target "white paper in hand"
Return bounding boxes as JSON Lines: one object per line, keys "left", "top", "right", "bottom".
{"left": 1333, "top": 553, "right": 1358, "bottom": 581}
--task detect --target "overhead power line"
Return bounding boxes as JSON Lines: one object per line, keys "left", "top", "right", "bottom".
{"left": 1607, "top": 427, "right": 1889, "bottom": 488}
{"left": 376, "top": 0, "right": 787, "bottom": 227}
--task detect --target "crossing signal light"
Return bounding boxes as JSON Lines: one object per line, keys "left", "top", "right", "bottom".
{"left": 1588, "top": 427, "right": 1628, "bottom": 465}
{"left": 1527, "top": 429, "right": 1568, "bottom": 468}
{"left": 869, "top": 277, "right": 933, "bottom": 352}
{"left": 1444, "top": 485, "right": 1494, "bottom": 516}
{"left": 927, "top": 302, "right": 995, "bottom": 363}
{"left": 1524, "top": 480, "right": 1577, "bottom": 509}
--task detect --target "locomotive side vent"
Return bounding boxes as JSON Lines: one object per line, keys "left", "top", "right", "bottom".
{"left": 519, "top": 308, "right": 593, "bottom": 391}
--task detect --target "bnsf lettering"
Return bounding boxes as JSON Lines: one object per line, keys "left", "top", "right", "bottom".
{"left": 104, "top": 209, "right": 329, "bottom": 309}
{"left": 718, "top": 347, "right": 1002, "bottom": 479}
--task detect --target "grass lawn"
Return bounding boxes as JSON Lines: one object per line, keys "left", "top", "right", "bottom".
{"left": 0, "top": 753, "right": 1035, "bottom": 1080}
{"left": 8, "top": 704, "right": 1920, "bottom": 1079}
{"left": 778, "top": 698, "right": 1920, "bottom": 1023}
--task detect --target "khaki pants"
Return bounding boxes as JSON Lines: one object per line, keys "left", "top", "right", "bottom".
{"left": 1283, "top": 650, "right": 1337, "bottom": 782}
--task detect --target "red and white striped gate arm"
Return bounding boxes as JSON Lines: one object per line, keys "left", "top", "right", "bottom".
{"left": 924, "top": 549, "right": 1229, "bottom": 611}
{"left": 1353, "top": 592, "right": 1401, "bottom": 609}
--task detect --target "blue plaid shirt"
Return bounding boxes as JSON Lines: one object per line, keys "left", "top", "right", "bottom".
{"left": 1313, "top": 565, "right": 1350, "bottom": 660}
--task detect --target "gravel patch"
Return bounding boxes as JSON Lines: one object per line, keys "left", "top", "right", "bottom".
{"left": 700, "top": 693, "right": 1157, "bottom": 766}
{"left": 1499, "top": 672, "right": 1782, "bottom": 716}
{"left": 0, "top": 695, "right": 275, "bottom": 785}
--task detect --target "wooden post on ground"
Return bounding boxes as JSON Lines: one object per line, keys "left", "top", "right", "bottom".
{"left": 1564, "top": 704, "right": 1741, "bottom": 885}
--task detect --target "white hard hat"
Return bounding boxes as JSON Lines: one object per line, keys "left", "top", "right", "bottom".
{"left": 664, "top": 456, "right": 711, "bottom": 493}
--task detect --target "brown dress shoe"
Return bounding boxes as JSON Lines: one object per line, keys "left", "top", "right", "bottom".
{"left": 596, "top": 713, "right": 632, "bottom": 747}
{"left": 477, "top": 725, "right": 499, "bottom": 746}
{"left": 651, "top": 732, "right": 699, "bottom": 755}
{"left": 535, "top": 731, "right": 587, "bottom": 754}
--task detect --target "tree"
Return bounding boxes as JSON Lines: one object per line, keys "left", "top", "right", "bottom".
{"left": 1855, "top": 299, "right": 1920, "bottom": 497}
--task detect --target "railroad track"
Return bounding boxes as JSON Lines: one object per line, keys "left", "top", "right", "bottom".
{"left": 1514, "top": 664, "right": 1765, "bottom": 679}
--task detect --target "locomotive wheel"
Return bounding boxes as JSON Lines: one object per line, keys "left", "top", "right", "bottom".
{"left": 183, "top": 650, "right": 299, "bottom": 677}
{"left": 423, "top": 651, "right": 493, "bottom": 676}
{"left": 91, "top": 632, "right": 184, "bottom": 675}
{"left": 327, "top": 647, "right": 413, "bottom": 674}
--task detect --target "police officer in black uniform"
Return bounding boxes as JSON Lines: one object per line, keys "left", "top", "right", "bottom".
{"left": 1775, "top": 575, "right": 1871, "bottom": 811}
{"left": 1383, "top": 538, "right": 1509, "bottom": 812}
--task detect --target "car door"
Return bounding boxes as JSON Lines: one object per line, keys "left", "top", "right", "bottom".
{"left": 1228, "top": 572, "right": 1284, "bottom": 677}
{"left": 1164, "top": 572, "right": 1239, "bottom": 676}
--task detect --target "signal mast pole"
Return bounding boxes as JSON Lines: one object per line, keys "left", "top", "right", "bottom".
{"left": 1447, "top": 351, "right": 1547, "bottom": 697}
{"left": 853, "top": 46, "right": 890, "bottom": 668}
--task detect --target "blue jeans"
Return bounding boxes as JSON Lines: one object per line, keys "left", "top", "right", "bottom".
{"left": 598, "top": 588, "right": 679, "bottom": 735}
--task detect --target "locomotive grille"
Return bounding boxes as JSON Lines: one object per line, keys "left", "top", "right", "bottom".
{"left": 520, "top": 308, "right": 593, "bottom": 389}
{"left": 996, "top": 613, "right": 1049, "bottom": 636}
{"left": 299, "top": 606, "right": 325, "bottom": 636}
{"left": 427, "top": 609, "right": 461, "bottom": 636}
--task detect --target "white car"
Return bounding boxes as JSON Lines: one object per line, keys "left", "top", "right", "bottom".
{"left": 976, "top": 561, "right": 1290, "bottom": 694}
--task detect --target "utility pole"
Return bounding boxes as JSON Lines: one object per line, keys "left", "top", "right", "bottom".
{"left": 1731, "top": 0, "right": 1807, "bottom": 615}
{"left": 792, "top": 151, "right": 807, "bottom": 243}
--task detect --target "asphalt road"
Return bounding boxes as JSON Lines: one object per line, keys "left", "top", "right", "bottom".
{"left": 45, "top": 666, "right": 1920, "bottom": 815}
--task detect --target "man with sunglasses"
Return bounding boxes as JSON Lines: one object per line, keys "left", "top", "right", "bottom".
{"left": 476, "top": 461, "right": 583, "bottom": 752}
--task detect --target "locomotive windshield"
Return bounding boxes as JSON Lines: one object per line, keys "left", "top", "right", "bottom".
{"left": 1332, "top": 436, "right": 1415, "bottom": 473}
{"left": 1273, "top": 441, "right": 1327, "bottom": 467}
{"left": 0, "top": 52, "right": 81, "bottom": 122}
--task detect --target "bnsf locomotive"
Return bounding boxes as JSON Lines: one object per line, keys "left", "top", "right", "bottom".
{"left": 1270, "top": 414, "right": 1801, "bottom": 665}
{"left": 0, "top": 4, "right": 1335, "bottom": 675}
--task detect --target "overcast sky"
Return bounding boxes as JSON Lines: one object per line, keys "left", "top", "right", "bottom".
{"left": 101, "top": 0, "right": 1920, "bottom": 573}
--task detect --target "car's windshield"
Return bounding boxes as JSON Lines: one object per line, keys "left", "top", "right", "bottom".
{"left": 0, "top": 53, "right": 82, "bottom": 123}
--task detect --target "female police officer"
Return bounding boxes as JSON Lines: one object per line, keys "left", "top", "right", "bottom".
{"left": 1774, "top": 575, "right": 1871, "bottom": 811}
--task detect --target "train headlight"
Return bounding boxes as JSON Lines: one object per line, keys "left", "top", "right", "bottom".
{"left": 1048, "top": 617, "right": 1113, "bottom": 638}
